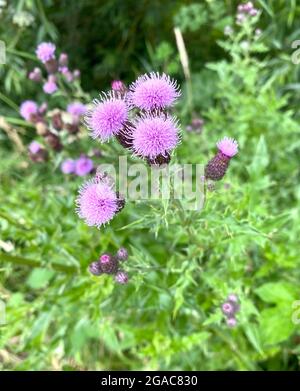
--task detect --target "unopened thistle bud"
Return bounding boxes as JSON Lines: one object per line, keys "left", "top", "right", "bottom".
{"left": 88, "top": 261, "right": 102, "bottom": 276}
{"left": 99, "top": 254, "right": 118, "bottom": 274}
{"left": 116, "top": 247, "right": 128, "bottom": 261}
{"left": 45, "top": 132, "right": 62, "bottom": 151}
{"left": 115, "top": 270, "right": 129, "bottom": 285}
{"left": 205, "top": 137, "right": 238, "bottom": 181}
{"left": 51, "top": 110, "right": 63, "bottom": 131}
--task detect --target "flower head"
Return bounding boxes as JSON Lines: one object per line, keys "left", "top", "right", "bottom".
{"left": 28, "top": 141, "right": 42, "bottom": 154}
{"left": 115, "top": 270, "right": 129, "bottom": 285}
{"left": 20, "top": 100, "right": 38, "bottom": 121}
{"left": 29, "top": 67, "right": 42, "bottom": 82}
{"left": 76, "top": 177, "right": 119, "bottom": 227}
{"left": 43, "top": 80, "right": 58, "bottom": 94}
{"left": 216, "top": 137, "right": 238, "bottom": 157}
{"left": 75, "top": 156, "right": 94, "bottom": 176}
{"left": 116, "top": 247, "right": 128, "bottom": 261}
{"left": 99, "top": 253, "right": 118, "bottom": 274}
{"left": 129, "top": 72, "right": 180, "bottom": 110}
{"left": 61, "top": 159, "right": 76, "bottom": 174}
{"left": 227, "top": 317, "right": 237, "bottom": 328}
{"left": 132, "top": 113, "right": 179, "bottom": 159}
{"left": 221, "top": 302, "right": 235, "bottom": 316}
{"left": 88, "top": 261, "right": 102, "bottom": 276}
{"left": 85, "top": 93, "right": 128, "bottom": 142}
{"left": 36, "top": 42, "right": 56, "bottom": 63}
{"left": 59, "top": 53, "right": 68, "bottom": 66}
{"left": 67, "top": 102, "right": 86, "bottom": 117}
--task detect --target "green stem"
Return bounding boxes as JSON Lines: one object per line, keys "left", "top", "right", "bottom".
{"left": 0, "top": 253, "right": 80, "bottom": 275}
{"left": 0, "top": 93, "right": 19, "bottom": 112}
{"left": 6, "top": 48, "right": 36, "bottom": 61}
{"left": 4, "top": 117, "right": 35, "bottom": 128}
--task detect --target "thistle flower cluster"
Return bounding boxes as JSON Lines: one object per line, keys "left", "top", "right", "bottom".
{"left": 21, "top": 43, "right": 87, "bottom": 161}
{"left": 236, "top": 2, "right": 259, "bottom": 24}
{"left": 84, "top": 72, "right": 181, "bottom": 166}
{"left": 205, "top": 137, "right": 238, "bottom": 181}
{"left": 221, "top": 294, "right": 240, "bottom": 328}
{"left": 33, "top": 42, "right": 80, "bottom": 92}
{"left": 88, "top": 248, "right": 129, "bottom": 284}
{"left": 61, "top": 155, "right": 94, "bottom": 176}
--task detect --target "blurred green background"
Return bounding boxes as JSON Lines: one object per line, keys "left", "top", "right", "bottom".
{"left": 1, "top": 0, "right": 300, "bottom": 371}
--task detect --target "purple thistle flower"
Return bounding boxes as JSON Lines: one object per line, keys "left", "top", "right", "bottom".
{"left": 116, "top": 247, "right": 128, "bottom": 261}
{"left": 129, "top": 72, "right": 180, "bottom": 110}
{"left": 28, "top": 141, "right": 42, "bottom": 154}
{"left": 20, "top": 100, "right": 38, "bottom": 121}
{"left": 65, "top": 71, "right": 74, "bottom": 82}
{"left": 131, "top": 112, "right": 179, "bottom": 159}
{"left": 85, "top": 92, "right": 129, "bottom": 142}
{"left": 43, "top": 80, "right": 58, "bottom": 94}
{"left": 67, "top": 102, "right": 86, "bottom": 117}
{"left": 88, "top": 261, "right": 102, "bottom": 276}
{"left": 115, "top": 270, "right": 129, "bottom": 284}
{"left": 76, "top": 177, "right": 119, "bottom": 228}
{"left": 61, "top": 159, "right": 76, "bottom": 174}
{"left": 36, "top": 42, "right": 56, "bottom": 63}
{"left": 75, "top": 156, "right": 94, "bottom": 176}
{"left": 217, "top": 137, "right": 238, "bottom": 158}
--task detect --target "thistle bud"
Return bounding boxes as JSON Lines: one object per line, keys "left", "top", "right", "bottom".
{"left": 115, "top": 270, "right": 129, "bottom": 285}
{"left": 205, "top": 137, "right": 238, "bottom": 181}
{"left": 45, "top": 132, "right": 62, "bottom": 151}
{"left": 88, "top": 261, "right": 102, "bottom": 276}
{"left": 116, "top": 247, "right": 128, "bottom": 262}
{"left": 99, "top": 254, "right": 118, "bottom": 274}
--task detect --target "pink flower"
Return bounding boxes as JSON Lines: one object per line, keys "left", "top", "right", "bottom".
{"left": 20, "top": 100, "right": 38, "bottom": 121}
{"left": 217, "top": 137, "right": 238, "bottom": 157}
{"left": 76, "top": 178, "right": 119, "bottom": 227}
{"left": 36, "top": 42, "right": 56, "bottom": 63}
{"left": 67, "top": 102, "right": 86, "bottom": 117}
{"left": 43, "top": 80, "right": 58, "bottom": 94}
{"left": 75, "top": 156, "right": 94, "bottom": 176}
{"left": 131, "top": 113, "right": 180, "bottom": 158}
{"left": 129, "top": 72, "right": 180, "bottom": 110}
{"left": 28, "top": 141, "right": 42, "bottom": 154}
{"left": 61, "top": 159, "right": 76, "bottom": 174}
{"left": 84, "top": 92, "right": 129, "bottom": 142}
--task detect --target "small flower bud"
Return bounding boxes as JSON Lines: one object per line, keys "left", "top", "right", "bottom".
{"left": 88, "top": 261, "right": 102, "bottom": 276}
{"left": 51, "top": 110, "right": 63, "bottom": 131}
{"left": 116, "top": 247, "right": 128, "bottom": 261}
{"left": 45, "top": 132, "right": 62, "bottom": 151}
{"left": 45, "top": 59, "right": 58, "bottom": 74}
{"left": 227, "top": 317, "right": 237, "bottom": 328}
{"left": 59, "top": 53, "right": 68, "bottom": 66}
{"left": 99, "top": 254, "right": 118, "bottom": 274}
{"left": 115, "top": 270, "right": 129, "bottom": 285}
